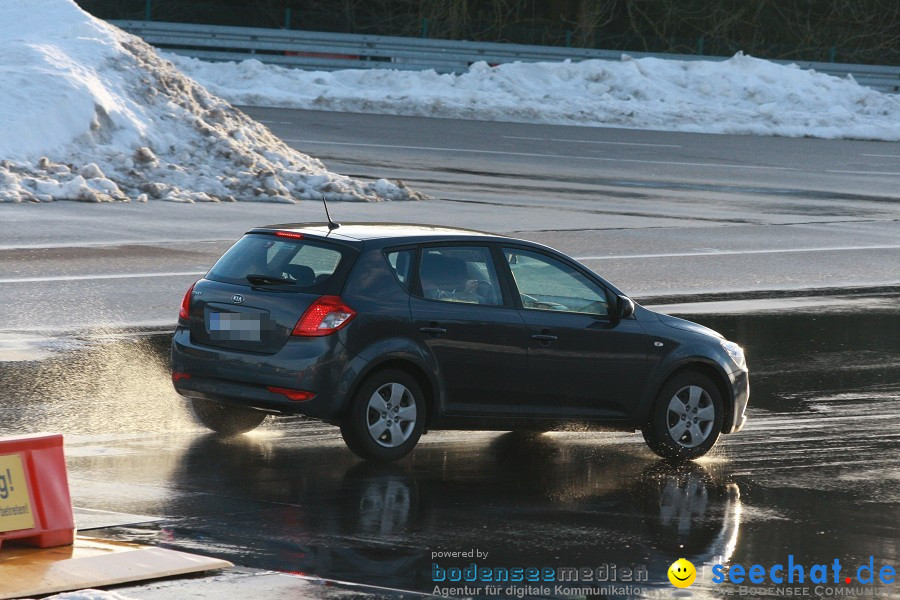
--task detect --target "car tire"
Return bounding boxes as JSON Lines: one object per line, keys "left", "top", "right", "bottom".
{"left": 340, "top": 369, "right": 425, "bottom": 462}
{"left": 190, "top": 398, "right": 267, "bottom": 436}
{"left": 642, "top": 372, "right": 723, "bottom": 460}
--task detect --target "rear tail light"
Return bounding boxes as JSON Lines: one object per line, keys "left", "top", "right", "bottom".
{"left": 179, "top": 281, "right": 197, "bottom": 321}
{"left": 267, "top": 386, "right": 316, "bottom": 401}
{"left": 172, "top": 372, "right": 191, "bottom": 382}
{"left": 292, "top": 296, "right": 356, "bottom": 336}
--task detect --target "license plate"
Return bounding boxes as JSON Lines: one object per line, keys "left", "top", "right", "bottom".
{"left": 209, "top": 311, "right": 261, "bottom": 341}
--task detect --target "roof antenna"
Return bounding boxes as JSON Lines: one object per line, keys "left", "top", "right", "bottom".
{"left": 322, "top": 195, "right": 340, "bottom": 231}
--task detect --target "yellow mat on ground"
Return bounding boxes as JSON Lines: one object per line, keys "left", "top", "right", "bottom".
{"left": 0, "top": 536, "right": 232, "bottom": 599}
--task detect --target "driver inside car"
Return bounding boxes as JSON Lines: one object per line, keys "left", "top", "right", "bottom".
{"left": 420, "top": 253, "right": 482, "bottom": 304}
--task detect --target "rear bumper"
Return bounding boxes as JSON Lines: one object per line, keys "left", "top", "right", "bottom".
{"left": 170, "top": 326, "right": 356, "bottom": 420}
{"left": 174, "top": 375, "right": 325, "bottom": 416}
{"left": 725, "top": 368, "right": 750, "bottom": 434}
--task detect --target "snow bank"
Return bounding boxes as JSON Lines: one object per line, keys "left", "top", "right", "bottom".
{"left": 172, "top": 53, "right": 900, "bottom": 141}
{"left": 0, "top": 0, "right": 424, "bottom": 203}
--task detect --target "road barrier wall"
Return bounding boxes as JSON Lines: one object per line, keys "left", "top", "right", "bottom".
{"left": 111, "top": 20, "right": 900, "bottom": 94}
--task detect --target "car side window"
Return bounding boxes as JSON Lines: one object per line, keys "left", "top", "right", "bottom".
{"left": 385, "top": 249, "right": 414, "bottom": 291}
{"left": 502, "top": 248, "right": 609, "bottom": 316}
{"left": 417, "top": 246, "right": 502, "bottom": 306}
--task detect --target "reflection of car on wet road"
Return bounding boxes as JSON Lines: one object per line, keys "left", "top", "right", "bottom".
{"left": 163, "top": 433, "right": 741, "bottom": 594}
{"left": 171, "top": 223, "right": 749, "bottom": 461}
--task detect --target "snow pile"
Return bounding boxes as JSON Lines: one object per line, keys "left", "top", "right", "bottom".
{"left": 46, "top": 590, "right": 138, "bottom": 600}
{"left": 0, "top": 0, "right": 424, "bottom": 203}
{"left": 172, "top": 52, "right": 900, "bottom": 141}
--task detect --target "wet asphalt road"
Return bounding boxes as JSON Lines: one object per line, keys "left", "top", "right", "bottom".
{"left": 0, "top": 110, "right": 898, "bottom": 598}
{"left": 1, "top": 297, "right": 897, "bottom": 599}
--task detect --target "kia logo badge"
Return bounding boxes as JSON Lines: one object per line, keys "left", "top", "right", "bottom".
{"left": 232, "top": 294, "right": 244, "bottom": 304}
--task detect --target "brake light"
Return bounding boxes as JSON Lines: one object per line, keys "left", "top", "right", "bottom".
{"left": 275, "top": 231, "right": 303, "bottom": 239}
{"left": 267, "top": 386, "right": 316, "bottom": 401}
{"left": 292, "top": 296, "right": 356, "bottom": 336}
{"left": 179, "top": 281, "right": 197, "bottom": 321}
{"left": 172, "top": 372, "right": 191, "bottom": 382}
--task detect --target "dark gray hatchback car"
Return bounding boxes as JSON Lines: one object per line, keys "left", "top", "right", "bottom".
{"left": 172, "top": 223, "right": 748, "bottom": 461}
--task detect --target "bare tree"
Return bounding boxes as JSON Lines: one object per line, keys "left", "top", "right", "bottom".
{"left": 76, "top": 0, "right": 900, "bottom": 65}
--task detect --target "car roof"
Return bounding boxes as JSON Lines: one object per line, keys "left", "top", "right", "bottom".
{"left": 250, "top": 222, "right": 512, "bottom": 244}
{"left": 246, "top": 222, "right": 624, "bottom": 295}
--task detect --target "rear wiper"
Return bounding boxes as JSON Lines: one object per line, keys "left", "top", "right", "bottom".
{"left": 246, "top": 274, "right": 295, "bottom": 286}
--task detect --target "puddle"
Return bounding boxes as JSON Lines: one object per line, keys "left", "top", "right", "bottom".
{"left": 0, "top": 331, "right": 85, "bottom": 361}
{"left": 648, "top": 291, "right": 900, "bottom": 315}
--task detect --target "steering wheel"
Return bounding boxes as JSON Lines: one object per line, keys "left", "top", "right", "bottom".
{"left": 473, "top": 279, "right": 495, "bottom": 303}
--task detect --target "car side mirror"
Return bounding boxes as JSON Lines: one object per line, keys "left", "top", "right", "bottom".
{"left": 616, "top": 295, "right": 635, "bottom": 319}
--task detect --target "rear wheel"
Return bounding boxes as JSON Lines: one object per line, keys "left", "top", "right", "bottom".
{"left": 190, "top": 399, "right": 267, "bottom": 436}
{"left": 340, "top": 369, "right": 425, "bottom": 462}
{"left": 642, "top": 372, "right": 723, "bottom": 460}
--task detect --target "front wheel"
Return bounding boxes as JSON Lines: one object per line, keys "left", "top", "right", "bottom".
{"left": 642, "top": 372, "right": 723, "bottom": 460}
{"left": 340, "top": 369, "right": 425, "bottom": 462}
{"left": 190, "top": 398, "right": 267, "bottom": 436}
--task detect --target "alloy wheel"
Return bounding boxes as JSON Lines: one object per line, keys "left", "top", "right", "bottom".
{"left": 366, "top": 382, "right": 417, "bottom": 448}
{"left": 666, "top": 385, "right": 716, "bottom": 448}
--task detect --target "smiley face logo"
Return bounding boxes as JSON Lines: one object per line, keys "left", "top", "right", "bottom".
{"left": 668, "top": 558, "right": 696, "bottom": 588}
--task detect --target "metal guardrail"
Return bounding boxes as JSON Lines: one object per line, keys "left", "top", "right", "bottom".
{"left": 112, "top": 20, "right": 900, "bottom": 93}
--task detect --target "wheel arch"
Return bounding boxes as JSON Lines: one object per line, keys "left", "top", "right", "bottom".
{"left": 346, "top": 356, "right": 439, "bottom": 430}
{"left": 652, "top": 360, "right": 733, "bottom": 434}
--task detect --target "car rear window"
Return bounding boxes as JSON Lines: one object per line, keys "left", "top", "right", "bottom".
{"left": 207, "top": 233, "right": 348, "bottom": 291}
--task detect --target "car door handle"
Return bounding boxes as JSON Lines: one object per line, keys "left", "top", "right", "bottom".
{"left": 531, "top": 334, "right": 558, "bottom": 343}
{"left": 420, "top": 326, "right": 447, "bottom": 336}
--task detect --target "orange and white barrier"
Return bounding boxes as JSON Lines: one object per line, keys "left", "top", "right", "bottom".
{"left": 0, "top": 433, "right": 74, "bottom": 551}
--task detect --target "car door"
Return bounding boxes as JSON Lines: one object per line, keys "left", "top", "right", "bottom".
{"left": 409, "top": 245, "right": 530, "bottom": 416}
{"left": 500, "top": 246, "right": 653, "bottom": 419}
